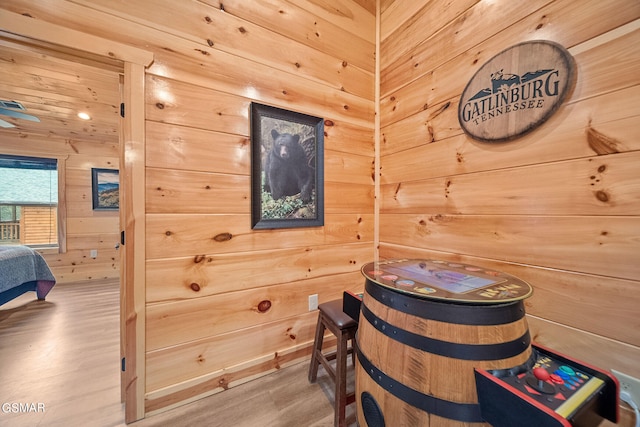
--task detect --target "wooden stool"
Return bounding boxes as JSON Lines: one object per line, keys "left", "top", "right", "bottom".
{"left": 308, "top": 299, "right": 358, "bottom": 427}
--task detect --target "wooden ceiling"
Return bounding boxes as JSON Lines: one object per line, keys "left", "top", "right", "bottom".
{"left": 0, "top": 37, "right": 122, "bottom": 143}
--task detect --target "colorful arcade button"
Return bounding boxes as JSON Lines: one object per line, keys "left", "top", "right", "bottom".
{"left": 549, "top": 374, "right": 564, "bottom": 384}
{"left": 559, "top": 365, "right": 575, "bottom": 376}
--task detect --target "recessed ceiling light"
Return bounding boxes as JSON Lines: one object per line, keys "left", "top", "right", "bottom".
{"left": 77, "top": 112, "right": 91, "bottom": 120}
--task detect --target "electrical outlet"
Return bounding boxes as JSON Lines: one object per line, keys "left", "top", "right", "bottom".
{"left": 308, "top": 294, "right": 318, "bottom": 311}
{"left": 90, "top": 249, "right": 98, "bottom": 259}
{"left": 612, "top": 369, "right": 640, "bottom": 406}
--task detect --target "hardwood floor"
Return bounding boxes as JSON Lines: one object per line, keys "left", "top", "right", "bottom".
{"left": 2, "top": 279, "right": 633, "bottom": 427}
{"left": 132, "top": 360, "right": 355, "bottom": 427}
{"left": 0, "top": 279, "right": 355, "bottom": 427}
{"left": 0, "top": 279, "right": 124, "bottom": 426}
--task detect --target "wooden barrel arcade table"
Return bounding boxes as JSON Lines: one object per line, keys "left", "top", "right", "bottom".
{"left": 356, "top": 258, "right": 533, "bottom": 426}
{"left": 354, "top": 259, "right": 619, "bottom": 427}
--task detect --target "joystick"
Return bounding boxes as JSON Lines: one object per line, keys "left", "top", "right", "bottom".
{"left": 526, "top": 367, "right": 555, "bottom": 394}
{"left": 534, "top": 367, "right": 549, "bottom": 384}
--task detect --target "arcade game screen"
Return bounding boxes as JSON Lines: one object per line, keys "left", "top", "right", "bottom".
{"left": 382, "top": 262, "right": 505, "bottom": 294}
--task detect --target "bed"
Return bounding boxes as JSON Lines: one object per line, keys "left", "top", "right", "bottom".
{"left": 0, "top": 245, "right": 56, "bottom": 306}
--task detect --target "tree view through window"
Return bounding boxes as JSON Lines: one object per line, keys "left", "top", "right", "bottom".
{"left": 0, "top": 154, "right": 58, "bottom": 247}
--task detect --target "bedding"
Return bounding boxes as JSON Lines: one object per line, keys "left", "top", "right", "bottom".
{"left": 0, "top": 245, "right": 56, "bottom": 306}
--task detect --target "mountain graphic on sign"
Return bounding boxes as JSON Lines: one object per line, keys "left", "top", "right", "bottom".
{"left": 521, "top": 69, "right": 554, "bottom": 83}
{"left": 468, "top": 69, "right": 555, "bottom": 100}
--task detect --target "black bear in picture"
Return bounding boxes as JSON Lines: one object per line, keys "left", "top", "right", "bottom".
{"left": 264, "top": 129, "right": 314, "bottom": 203}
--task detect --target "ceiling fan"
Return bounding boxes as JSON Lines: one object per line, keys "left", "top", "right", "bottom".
{"left": 0, "top": 99, "right": 41, "bottom": 128}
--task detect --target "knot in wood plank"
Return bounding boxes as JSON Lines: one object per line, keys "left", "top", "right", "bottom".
{"left": 257, "top": 300, "right": 272, "bottom": 313}
{"left": 213, "top": 232, "right": 232, "bottom": 242}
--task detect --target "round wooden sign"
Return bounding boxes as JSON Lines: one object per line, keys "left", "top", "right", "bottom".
{"left": 458, "top": 40, "right": 575, "bottom": 142}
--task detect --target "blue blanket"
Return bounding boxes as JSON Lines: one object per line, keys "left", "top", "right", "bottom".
{"left": 0, "top": 245, "right": 56, "bottom": 304}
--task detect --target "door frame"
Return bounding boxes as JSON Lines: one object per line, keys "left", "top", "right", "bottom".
{"left": 0, "top": 11, "right": 152, "bottom": 423}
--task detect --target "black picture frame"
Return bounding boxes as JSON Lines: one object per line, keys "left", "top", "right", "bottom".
{"left": 250, "top": 103, "right": 324, "bottom": 229}
{"left": 91, "top": 168, "right": 119, "bottom": 210}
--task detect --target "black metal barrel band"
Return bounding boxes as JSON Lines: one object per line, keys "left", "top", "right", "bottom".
{"left": 361, "top": 303, "right": 531, "bottom": 361}
{"left": 365, "top": 279, "right": 526, "bottom": 326}
{"left": 356, "top": 342, "right": 484, "bottom": 423}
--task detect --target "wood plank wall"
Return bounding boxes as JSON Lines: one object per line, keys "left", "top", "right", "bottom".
{"left": 0, "top": 0, "right": 376, "bottom": 414}
{"left": 379, "top": 0, "right": 640, "bottom": 395}
{"left": 0, "top": 45, "right": 121, "bottom": 283}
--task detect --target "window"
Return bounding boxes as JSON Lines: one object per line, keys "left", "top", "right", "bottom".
{"left": 0, "top": 154, "right": 59, "bottom": 248}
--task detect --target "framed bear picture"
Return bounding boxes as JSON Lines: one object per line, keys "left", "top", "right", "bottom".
{"left": 250, "top": 103, "right": 324, "bottom": 229}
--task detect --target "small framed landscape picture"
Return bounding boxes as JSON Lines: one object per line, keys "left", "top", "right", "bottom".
{"left": 250, "top": 102, "right": 324, "bottom": 230}
{"left": 91, "top": 168, "right": 119, "bottom": 210}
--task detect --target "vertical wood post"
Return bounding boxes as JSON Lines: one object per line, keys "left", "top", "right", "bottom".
{"left": 121, "top": 61, "right": 147, "bottom": 423}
